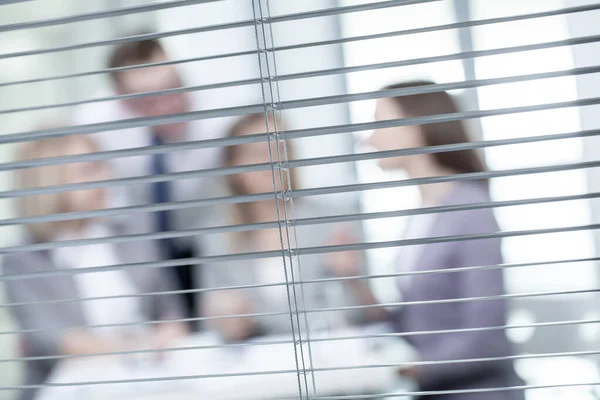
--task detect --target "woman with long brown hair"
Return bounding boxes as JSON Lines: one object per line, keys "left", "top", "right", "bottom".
{"left": 329, "top": 81, "right": 525, "bottom": 399}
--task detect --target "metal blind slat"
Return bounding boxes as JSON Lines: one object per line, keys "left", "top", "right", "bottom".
{"left": 276, "top": 35, "right": 600, "bottom": 82}
{"left": 7, "top": 156, "right": 600, "bottom": 211}
{"left": 3, "top": 191, "right": 600, "bottom": 254}
{"left": 317, "top": 383, "right": 600, "bottom": 400}
{"left": 2, "top": 159, "right": 600, "bottom": 238}
{"left": 4, "top": 222, "right": 600, "bottom": 280}
{"left": 2, "top": 317, "right": 598, "bottom": 364}
{"left": 3, "top": 364, "right": 597, "bottom": 392}
{"left": 3, "top": 256, "right": 599, "bottom": 309}
{"left": 3, "top": 92, "right": 599, "bottom": 148}
{"left": 4, "top": 352, "right": 600, "bottom": 391}
{"left": 3, "top": 64, "right": 600, "bottom": 119}
{"left": 3, "top": 31, "right": 598, "bottom": 92}
{"left": 2, "top": 287, "right": 598, "bottom": 335}
{"left": 0, "top": 121, "right": 597, "bottom": 178}
{"left": 5, "top": 2, "right": 598, "bottom": 61}
{"left": 0, "top": 0, "right": 225, "bottom": 33}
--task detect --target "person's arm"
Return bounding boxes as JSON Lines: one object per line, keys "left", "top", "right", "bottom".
{"left": 414, "top": 219, "right": 509, "bottom": 389}
{"left": 149, "top": 266, "right": 189, "bottom": 347}
{"left": 59, "top": 330, "right": 124, "bottom": 356}
{"left": 6, "top": 277, "right": 66, "bottom": 358}
{"left": 4, "top": 259, "right": 123, "bottom": 357}
{"left": 325, "top": 230, "right": 389, "bottom": 322}
{"left": 204, "top": 289, "right": 258, "bottom": 342}
{"left": 343, "top": 278, "right": 389, "bottom": 322}
{"left": 151, "top": 267, "right": 187, "bottom": 322}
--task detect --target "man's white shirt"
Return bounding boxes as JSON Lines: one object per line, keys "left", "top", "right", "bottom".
{"left": 72, "top": 89, "right": 230, "bottom": 256}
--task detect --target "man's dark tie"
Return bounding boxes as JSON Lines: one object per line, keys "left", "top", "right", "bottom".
{"left": 151, "top": 135, "right": 178, "bottom": 259}
{"left": 151, "top": 134, "right": 197, "bottom": 328}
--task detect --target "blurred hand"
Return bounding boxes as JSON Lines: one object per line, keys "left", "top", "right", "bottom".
{"left": 325, "top": 229, "right": 362, "bottom": 278}
{"left": 154, "top": 322, "right": 188, "bottom": 351}
{"left": 61, "top": 329, "right": 127, "bottom": 356}
{"left": 205, "top": 290, "right": 258, "bottom": 342}
{"left": 397, "top": 365, "right": 420, "bottom": 381}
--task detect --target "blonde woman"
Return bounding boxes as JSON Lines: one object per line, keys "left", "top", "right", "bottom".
{"left": 4, "top": 134, "right": 187, "bottom": 400}
{"left": 199, "top": 113, "right": 362, "bottom": 342}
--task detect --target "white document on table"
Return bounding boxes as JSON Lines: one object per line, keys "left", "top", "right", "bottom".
{"left": 36, "top": 327, "right": 417, "bottom": 400}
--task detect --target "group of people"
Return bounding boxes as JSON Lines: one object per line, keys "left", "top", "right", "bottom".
{"left": 5, "top": 38, "right": 525, "bottom": 400}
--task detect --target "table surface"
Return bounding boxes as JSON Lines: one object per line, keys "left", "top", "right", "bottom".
{"left": 36, "top": 326, "right": 417, "bottom": 400}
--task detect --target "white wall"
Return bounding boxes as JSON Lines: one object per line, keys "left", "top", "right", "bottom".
{"left": 567, "top": 0, "right": 600, "bottom": 288}
{"left": 158, "top": 0, "right": 358, "bottom": 209}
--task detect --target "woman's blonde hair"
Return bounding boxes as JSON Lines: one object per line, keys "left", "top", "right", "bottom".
{"left": 15, "top": 134, "right": 101, "bottom": 242}
{"left": 225, "top": 113, "right": 299, "bottom": 240}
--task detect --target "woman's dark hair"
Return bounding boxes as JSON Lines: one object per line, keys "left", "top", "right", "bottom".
{"left": 384, "top": 81, "right": 487, "bottom": 180}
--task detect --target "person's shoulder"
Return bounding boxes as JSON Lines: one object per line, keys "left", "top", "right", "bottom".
{"left": 453, "top": 181, "right": 491, "bottom": 203}
{"left": 188, "top": 93, "right": 235, "bottom": 142}
{"left": 293, "top": 198, "right": 354, "bottom": 219}
{"left": 72, "top": 89, "right": 125, "bottom": 125}
{"left": 72, "top": 91, "right": 149, "bottom": 150}
{"left": 2, "top": 249, "right": 50, "bottom": 277}
{"left": 442, "top": 182, "right": 498, "bottom": 233}
{"left": 291, "top": 199, "right": 359, "bottom": 247}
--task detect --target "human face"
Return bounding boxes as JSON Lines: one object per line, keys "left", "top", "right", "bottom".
{"left": 118, "top": 51, "right": 190, "bottom": 140}
{"left": 229, "top": 119, "right": 288, "bottom": 195}
{"left": 368, "top": 98, "right": 425, "bottom": 171}
{"left": 60, "top": 141, "right": 110, "bottom": 213}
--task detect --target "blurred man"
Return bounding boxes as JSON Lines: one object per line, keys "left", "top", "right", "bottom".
{"left": 74, "top": 37, "right": 228, "bottom": 330}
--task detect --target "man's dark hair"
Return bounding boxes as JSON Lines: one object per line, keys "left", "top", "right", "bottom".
{"left": 107, "top": 36, "right": 165, "bottom": 85}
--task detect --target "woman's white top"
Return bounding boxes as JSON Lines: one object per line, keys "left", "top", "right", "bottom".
{"left": 256, "top": 257, "right": 290, "bottom": 306}
{"left": 51, "top": 224, "right": 144, "bottom": 337}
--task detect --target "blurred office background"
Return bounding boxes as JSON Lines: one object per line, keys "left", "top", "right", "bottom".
{"left": 1, "top": 0, "right": 599, "bottom": 399}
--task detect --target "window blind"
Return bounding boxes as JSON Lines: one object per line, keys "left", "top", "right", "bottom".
{"left": 0, "top": 1, "right": 599, "bottom": 400}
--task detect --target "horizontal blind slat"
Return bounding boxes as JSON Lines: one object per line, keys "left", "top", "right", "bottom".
{"left": 0, "top": 0, "right": 224, "bottom": 33}
{"left": 2, "top": 157, "right": 598, "bottom": 229}
{"left": 0, "top": 122, "right": 598, "bottom": 181}
{"left": 276, "top": 35, "right": 600, "bottom": 82}
{"left": 4, "top": 64, "right": 600, "bottom": 118}
{"left": 0, "top": 60, "right": 262, "bottom": 89}
{"left": 1, "top": 317, "right": 597, "bottom": 364}
{"left": 285, "top": 96, "right": 600, "bottom": 139}
{"left": 275, "top": 3, "right": 600, "bottom": 52}
{"left": 5, "top": 155, "right": 600, "bottom": 208}
{"left": 0, "top": 0, "right": 433, "bottom": 61}
{"left": 0, "top": 30, "right": 257, "bottom": 61}
{"left": 2, "top": 31, "right": 598, "bottom": 91}
{"left": 0, "top": 158, "right": 597, "bottom": 230}
{"left": 3, "top": 90, "right": 599, "bottom": 147}
{"left": 3, "top": 223, "right": 600, "bottom": 280}
{"left": 1, "top": 286, "right": 597, "bottom": 333}
{"left": 3, "top": 3, "right": 599, "bottom": 61}
{"left": 3, "top": 256, "right": 598, "bottom": 309}
{"left": 269, "top": 0, "right": 438, "bottom": 23}
{"left": 4, "top": 190, "right": 600, "bottom": 253}
{"left": 317, "top": 382, "right": 600, "bottom": 400}
{"left": 1, "top": 351, "right": 599, "bottom": 391}
{"left": 0, "top": 77, "right": 264, "bottom": 116}
{"left": 282, "top": 65, "right": 600, "bottom": 111}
